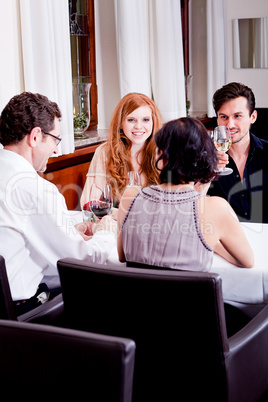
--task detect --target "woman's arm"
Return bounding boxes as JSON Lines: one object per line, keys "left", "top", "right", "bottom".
{"left": 117, "top": 186, "right": 140, "bottom": 262}
{"left": 213, "top": 241, "right": 251, "bottom": 267}
{"left": 208, "top": 197, "right": 254, "bottom": 268}
{"left": 80, "top": 143, "right": 108, "bottom": 210}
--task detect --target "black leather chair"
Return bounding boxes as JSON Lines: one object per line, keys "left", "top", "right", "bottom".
{"left": 0, "top": 255, "right": 64, "bottom": 325}
{"left": 0, "top": 318, "right": 135, "bottom": 401}
{"left": 57, "top": 258, "right": 268, "bottom": 402}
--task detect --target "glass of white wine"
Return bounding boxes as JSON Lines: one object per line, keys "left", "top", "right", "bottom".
{"left": 213, "top": 126, "right": 233, "bottom": 175}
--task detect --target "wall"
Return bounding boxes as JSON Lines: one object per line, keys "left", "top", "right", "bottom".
{"left": 226, "top": 0, "right": 268, "bottom": 108}
{"left": 189, "top": 0, "right": 268, "bottom": 115}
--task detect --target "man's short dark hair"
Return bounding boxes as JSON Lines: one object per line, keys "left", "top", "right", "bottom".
{"left": 213, "top": 82, "right": 256, "bottom": 116}
{"left": 0, "top": 92, "right": 62, "bottom": 146}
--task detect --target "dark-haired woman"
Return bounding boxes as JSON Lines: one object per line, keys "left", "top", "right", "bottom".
{"left": 117, "top": 117, "right": 254, "bottom": 270}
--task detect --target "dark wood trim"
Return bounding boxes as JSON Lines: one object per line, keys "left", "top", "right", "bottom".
{"left": 70, "top": 0, "right": 98, "bottom": 131}
{"left": 181, "top": 0, "right": 189, "bottom": 77}
{"left": 200, "top": 117, "right": 217, "bottom": 129}
{"left": 44, "top": 143, "right": 101, "bottom": 173}
{"left": 87, "top": 0, "right": 98, "bottom": 129}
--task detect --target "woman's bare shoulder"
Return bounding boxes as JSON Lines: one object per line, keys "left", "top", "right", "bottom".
{"left": 119, "top": 186, "right": 140, "bottom": 213}
{"left": 202, "top": 195, "right": 238, "bottom": 221}
{"left": 205, "top": 195, "right": 229, "bottom": 207}
{"left": 118, "top": 187, "right": 140, "bottom": 225}
{"left": 121, "top": 186, "right": 140, "bottom": 200}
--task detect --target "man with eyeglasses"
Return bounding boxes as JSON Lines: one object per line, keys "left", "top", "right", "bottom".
{"left": 0, "top": 92, "right": 116, "bottom": 313}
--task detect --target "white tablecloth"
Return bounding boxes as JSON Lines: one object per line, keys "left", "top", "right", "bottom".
{"left": 71, "top": 212, "right": 268, "bottom": 309}
{"left": 211, "top": 223, "right": 268, "bottom": 307}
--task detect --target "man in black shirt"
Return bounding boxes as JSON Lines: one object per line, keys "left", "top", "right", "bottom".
{"left": 208, "top": 82, "right": 268, "bottom": 223}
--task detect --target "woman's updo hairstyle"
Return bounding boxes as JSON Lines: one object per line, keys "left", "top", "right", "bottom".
{"left": 155, "top": 117, "right": 218, "bottom": 184}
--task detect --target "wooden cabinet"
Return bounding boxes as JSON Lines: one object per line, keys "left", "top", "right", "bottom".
{"left": 200, "top": 116, "right": 217, "bottom": 130}
{"left": 42, "top": 143, "right": 102, "bottom": 210}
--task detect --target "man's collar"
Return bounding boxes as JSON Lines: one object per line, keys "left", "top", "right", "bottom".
{"left": 249, "top": 132, "right": 265, "bottom": 153}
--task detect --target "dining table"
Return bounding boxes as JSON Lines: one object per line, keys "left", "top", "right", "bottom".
{"left": 71, "top": 211, "right": 268, "bottom": 316}
{"left": 211, "top": 222, "right": 268, "bottom": 316}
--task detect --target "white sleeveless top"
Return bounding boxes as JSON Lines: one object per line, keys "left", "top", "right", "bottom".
{"left": 121, "top": 186, "right": 213, "bottom": 271}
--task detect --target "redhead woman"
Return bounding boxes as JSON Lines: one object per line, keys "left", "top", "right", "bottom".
{"left": 80, "top": 93, "right": 162, "bottom": 210}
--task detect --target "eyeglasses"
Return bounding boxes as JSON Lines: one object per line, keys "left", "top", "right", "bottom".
{"left": 42, "top": 131, "right": 62, "bottom": 146}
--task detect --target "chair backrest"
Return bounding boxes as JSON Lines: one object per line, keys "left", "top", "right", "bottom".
{"left": 57, "top": 258, "right": 229, "bottom": 402}
{"left": 0, "top": 255, "right": 17, "bottom": 320}
{"left": 0, "top": 255, "right": 64, "bottom": 325}
{"left": 0, "top": 319, "right": 135, "bottom": 402}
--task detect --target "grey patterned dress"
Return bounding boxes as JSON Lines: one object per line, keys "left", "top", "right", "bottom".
{"left": 121, "top": 186, "right": 213, "bottom": 271}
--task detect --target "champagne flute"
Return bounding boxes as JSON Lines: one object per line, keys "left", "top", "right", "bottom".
{"left": 213, "top": 126, "right": 233, "bottom": 175}
{"left": 127, "top": 171, "right": 141, "bottom": 187}
{"left": 88, "top": 183, "right": 113, "bottom": 220}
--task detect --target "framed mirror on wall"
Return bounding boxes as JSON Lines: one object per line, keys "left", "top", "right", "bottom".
{"left": 233, "top": 17, "right": 268, "bottom": 68}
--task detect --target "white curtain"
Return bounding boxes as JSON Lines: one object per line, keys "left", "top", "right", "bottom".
{"left": 20, "top": 0, "right": 74, "bottom": 154}
{"left": 206, "top": 0, "right": 227, "bottom": 117}
{"left": 0, "top": 1, "right": 23, "bottom": 116}
{"left": 114, "top": 0, "right": 186, "bottom": 122}
{"left": 114, "top": 0, "right": 151, "bottom": 97}
{"left": 149, "top": 0, "right": 186, "bottom": 121}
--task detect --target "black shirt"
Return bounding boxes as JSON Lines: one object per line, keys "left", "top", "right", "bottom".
{"left": 208, "top": 133, "right": 268, "bottom": 223}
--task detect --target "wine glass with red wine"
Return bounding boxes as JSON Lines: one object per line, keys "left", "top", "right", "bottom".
{"left": 88, "top": 183, "right": 113, "bottom": 220}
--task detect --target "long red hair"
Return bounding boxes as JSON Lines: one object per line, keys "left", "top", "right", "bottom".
{"left": 105, "top": 93, "right": 162, "bottom": 201}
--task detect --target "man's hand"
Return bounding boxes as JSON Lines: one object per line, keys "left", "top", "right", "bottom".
{"left": 217, "top": 150, "right": 229, "bottom": 169}
{"left": 75, "top": 221, "right": 94, "bottom": 241}
{"left": 92, "top": 215, "right": 117, "bottom": 236}
{"left": 194, "top": 151, "right": 229, "bottom": 194}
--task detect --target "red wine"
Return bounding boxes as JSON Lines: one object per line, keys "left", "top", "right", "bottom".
{"left": 89, "top": 200, "right": 111, "bottom": 217}
{"left": 83, "top": 202, "right": 91, "bottom": 211}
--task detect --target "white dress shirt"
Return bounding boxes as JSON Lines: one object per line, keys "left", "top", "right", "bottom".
{"left": 0, "top": 149, "right": 115, "bottom": 300}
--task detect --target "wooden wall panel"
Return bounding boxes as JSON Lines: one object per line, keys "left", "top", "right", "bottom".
{"left": 41, "top": 143, "right": 100, "bottom": 210}
{"left": 43, "top": 161, "right": 90, "bottom": 210}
